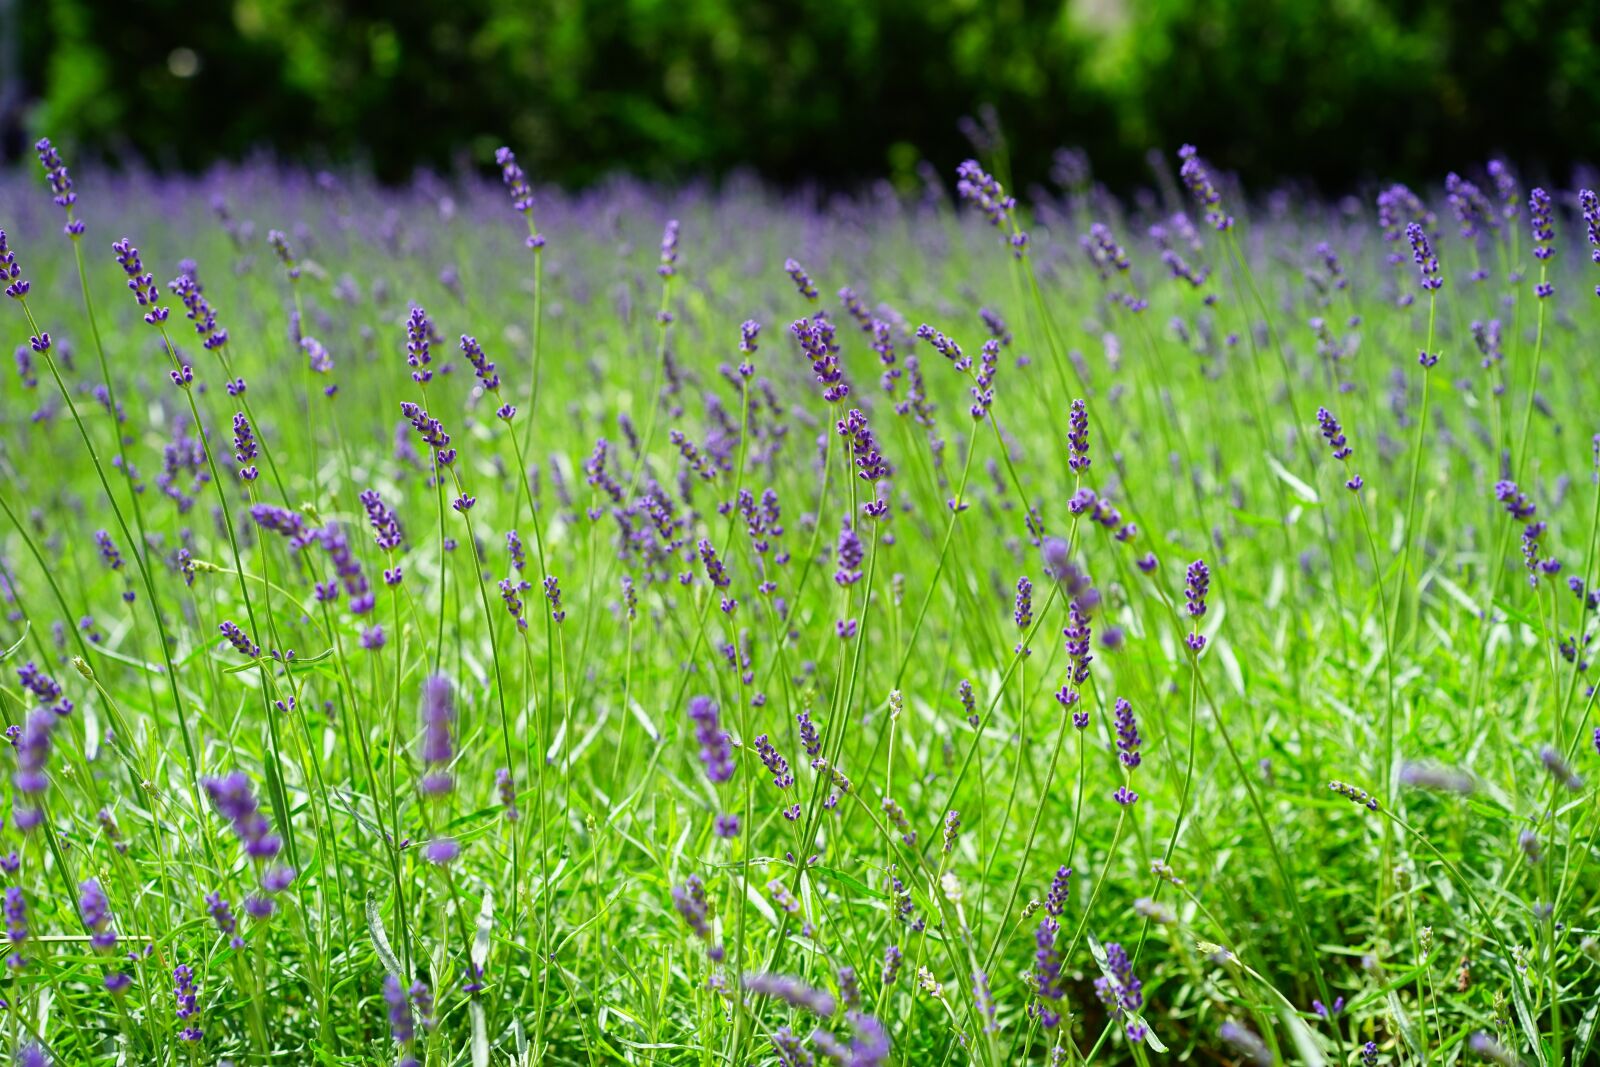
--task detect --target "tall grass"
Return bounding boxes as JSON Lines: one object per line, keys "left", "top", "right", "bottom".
{"left": 0, "top": 148, "right": 1597, "bottom": 1065}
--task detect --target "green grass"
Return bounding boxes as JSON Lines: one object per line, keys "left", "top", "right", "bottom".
{"left": 0, "top": 154, "right": 1598, "bottom": 1065}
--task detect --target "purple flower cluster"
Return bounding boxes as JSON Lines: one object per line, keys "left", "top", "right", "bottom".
{"left": 689, "top": 695, "right": 735, "bottom": 783}
{"left": 1178, "top": 145, "right": 1232, "bottom": 232}
{"left": 1094, "top": 941, "right": 1146, "bottom": 1040}
{"left": 1184, "top": 559, "right": 1210, "bottom": 652}
{"left": 111, "top": 238, "right": 168, "bottom": 325}
{"left": 956, "top": 160, "right": 1027, "bottom": 255}
{"left": 792, "top": 313, "right": 847, "bottom": 402}
{"left": 202, "top": 770, "right": 296, "bottom": 918}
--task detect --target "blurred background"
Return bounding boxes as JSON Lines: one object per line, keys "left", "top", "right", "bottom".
{"left": 2, "top": 0, "right": 1597, "bottom": 191}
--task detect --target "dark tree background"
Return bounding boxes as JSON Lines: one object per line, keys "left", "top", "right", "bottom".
{"left": 4, "top": 0, "right": 1598, "bottom": 190}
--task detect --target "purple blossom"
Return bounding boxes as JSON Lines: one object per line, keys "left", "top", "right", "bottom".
{"left": 405, "top": 306, "right": 434, "bottom": 383}
{"left": 1068, "top": 399, "right": 1091, "bottom": 472}
{"left": 689, "top": 695, "right": 735, "bottom": 783}
{"left": 1032, "top": 917, "right": 1063, "bottom": 1027}
{"left": 792, "top": 313, "right": 847, "bottom": 402}
{"left": 956, "top": 160, "right": 1027, "bottom": 254}
{"left": 672, "top": 874, "right": 713, "bottom": 941}
{"left": 231, "top": 413, "right": 259, "bottom": 481}
{"left": 1406, "top": 222, "right": 1443, "bottom": 291}
{"left": 1178, "top": 145, "right": 1232, "bottom": 231}
{"left": 784, "top": 258, "right": 819, "bottom": 301}
{"left": 743, "top": 972, "right": 837, "bottom": 1017}
{"left": 111, "top": 238, "right": 169, "bottom": 325}
{"left": 419, "top": 674, "right": 455, "bottom": 796}
{"left": 0, "top": 230, "right": 29, "bottom": 299}
{"left": 460, "top": 334, "right": 499, "bottom": 392}
{"left": 1045, "top": 865, "right": 1071, "bottom": 916}
{"left": 202, "top": 771, "right": 283, "bottom": 860}
{"left": 175, "top": 962, "right": 202, "bottom": 1041}
{"left": 1094, "top": 941, "right": 1144, "bottom": 1022}
{"left": 657, "top": 219, "right": 680, "bottom": 277}
{"left": 5, "top": 886, "right": 28, "bottom": 968}
{"left": 1113, "top": 697, "right": 1142, "bottom": 768}
{"left": 360, "top": 489, "right": 404, "bottom": 551}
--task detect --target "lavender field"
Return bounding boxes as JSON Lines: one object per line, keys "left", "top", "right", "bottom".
{"left": 2, "top": 142, "right": 1599, "bottom": 1066}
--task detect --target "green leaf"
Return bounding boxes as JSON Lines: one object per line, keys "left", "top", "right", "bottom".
{"left": 0, "top": 623, "right": 30, "bottom": 663}
{"left": 1265, "top": 454, "right": 1320, "bottom": 504}
{"left": 469, "top": 1000, "right": 490, "bottom": 1067}
{"left": 366, "top": 892, "right": 406, "bottom": 981}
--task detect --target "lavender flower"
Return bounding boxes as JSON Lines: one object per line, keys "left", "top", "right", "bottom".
{"left": 882, "top": 944, "right": 903, "bottom": 984}
{"left": 79, "top": 879, "right": 117, "bottom": 951}
{"left": 13, "top": 709, "right": 57, "bottom": 830}
{"left": 4, "top": 886, "right": 27, "bottom": 968}
{"left": 1178, "top": 145, "right": 1232, "bottom": 231}
{"left": 689, "top": 695, "right": 735, "bottom": 783}
{"left": 1081, "top": 223, "right": 1131, "bottom": 278}
{"left": 495, "top": 146, "right": 535, "bottom": 218}
{"left": 836, "top": 407, "right": 892, "bottom": 486}
{"left": 784, "top": 258, "right": 819, "bottom": 301}
{"left": 35, "top": 138, "right": 79, "bottom": 222}
{"left": 1581, "top": 188, "right": 1600, "bottom": 272}
{"left": 405, "top": 306, "right": 434, "bottom": 383}
{"left": 168, "top": 272, "right": 229, "bottom": 351}
{"left": 231, "top": 413, "right": 259, "bottom": 481}
{"left": 399, "top": 401, "right": 456, "bottom": 467}
{"left": 1406, "top": 222, "right": 1443, "bottom": 292}
{"left": 658, "top": 219, "right": 680, "bottom": 277}
{"left": 112, "top": 238, "right": 169, "bottom": 325}
{"left": 419, "top": 674, "right": 455, "bottom": 796}
{"left": 206, "top": 891, "right": 243, "bottom": 948}
{"left": 1094, "top": 941, "right": 1145, "bottom": 1032}
{"left": 1068, "top": 399, "right": 1091, "bottom": 472}
{"left": 1399, "top": 762, "right": 1475, "bottom": 795}
{"left": 360, "top": 489, "right": 404, "bottom": 551}
{"left": 1219, "top": 1021, "right": 1272, "bottom": 1066}
{"left": 422, "top": 838, "right": 460, "bottom": 866}
{"left": 203, "top": 771, "right": 283, "bottom": 860}
{"left": 0, "top": 230, "right": 29, "bottom": 299}
{"left": 834, "top": 521, "right": 863, "bottom": 586}
{"left": 1184, "top": 559, "right": 1210, "bottom": 650}
{"left": 175, "top": 963, "right": 202, "bottom": 1041}
{"left": 384, "top": 974, "right": 419, "bottom": 1066}
{"left": 956, "top": 160, "right": 1027, "bottom": 255}
{"left": 460, "top": 334, "right": 499, "bottom": 392}
{"left": 1113, "top": 697, "right": 1142, "bottom": 768}
{"left": 754, "top": 733, "right": 795, "bottom": 790}
{"left": 743, "top": 972, "right": 837, "bottom": 1017}
{"left": 1540, "top": 745, "right": 1583, "bottom": 790}
{"left": 1032, "top": 917, "right": 1063, "bottom": 1027}
{"left": 1014, "top": 576, "right": 1034, "bottom": 653}
{"left": 543, "top": 575, "right": 566, "bottom": 623}
{"left": 957, "top": 679, "right": 978, "bottom": 727}
{"left": 672, "top": 874, "right": 713, "bottom": 941}
{"left": 1446, "top": 172, "right": 1494, "bottom": 241}
{"left": 266, "top": 229, "right": 298, "bottom": 278}
{"left": 1529, "top": 187, "right": 1556, "bottom": 297}
{"left": 1329, "top": 779, "right": 1379, "bottom": 811}
{"left": 1045, "top": 865, "right": 1071, "bottom": 916}
{"left": 793, "top": 314, "right": 847, "bottom": 402}
{"left": 1468, "top": 1032, "right": 1519, "bottom": 1066}
{"left": 939, "top": 809, "right": 960, "bottom": 853}
{"left": 1495, "top": 480, "right": 1536, "bottom": 522}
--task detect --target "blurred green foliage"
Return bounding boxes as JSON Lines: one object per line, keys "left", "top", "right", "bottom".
{"left": 10, "top": 0, "right": 1600, "bottom": 188}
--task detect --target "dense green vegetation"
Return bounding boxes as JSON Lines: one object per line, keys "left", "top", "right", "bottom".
{"left": 9, "top": 0, "right": 1600, "bottom": 189}
{"left": 1, "top": 138, "right": 1599, "bottom": 1065}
